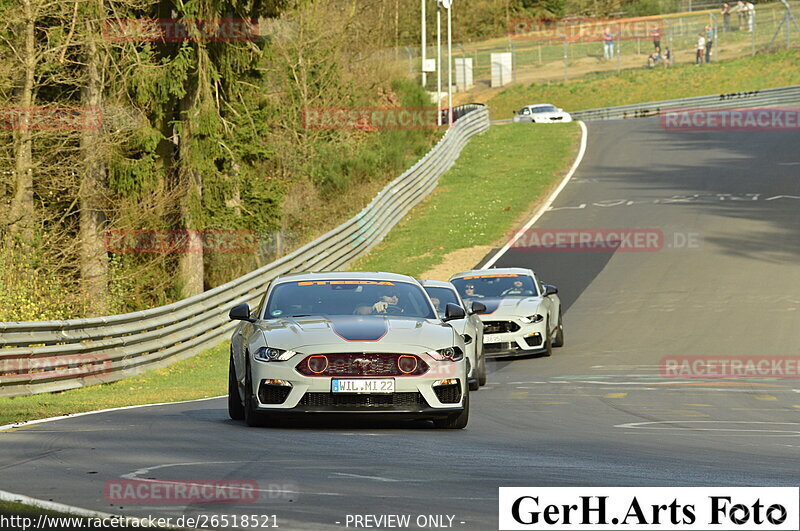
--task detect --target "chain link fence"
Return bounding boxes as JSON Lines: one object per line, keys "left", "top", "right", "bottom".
{"left": 396, "top": 1, "right": 799, "bottom": 91}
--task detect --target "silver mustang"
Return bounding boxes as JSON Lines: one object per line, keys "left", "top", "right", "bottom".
{"left": 450, "top": 268, "right": 563, "bottom": 358}
{"left": 421, "top": 280, "right": 486, "bottom": 390}
{"left": 228, "top": 272, "right": 469, "bottom": 429}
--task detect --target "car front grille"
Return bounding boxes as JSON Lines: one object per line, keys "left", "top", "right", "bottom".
{"left": 295, "top": 353, "right": 429, "bottom": 377}
{"left": 483, "top": 321, "right": 520, "bottom": 334}
{"left": 485, "top": 342, "right": 515, "bottom": 353}
{"left": 433, "top": 382, "right": 462, "bottom": 404}
{"left": 298, "top": 392, "right": 427, "bottom": 408}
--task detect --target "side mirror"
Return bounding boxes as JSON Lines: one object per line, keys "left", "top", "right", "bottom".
{"left": 544, "top": 284, "right": 558, "bottom": 296}
{"left": 229, "top": 303, "right": 254, "bottom": 322}
{"left": 469, "top": 301, "right": 487, "bottom": 315}
{"left": 443, "top": 303, "right": 466, "bottom": 322}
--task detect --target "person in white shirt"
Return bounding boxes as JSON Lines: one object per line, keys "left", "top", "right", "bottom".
{"left": 696, "top": 33, "right": 706, "bottom": 65}
{"left": 745, "top": 1, "right": 755, "bottom": 32}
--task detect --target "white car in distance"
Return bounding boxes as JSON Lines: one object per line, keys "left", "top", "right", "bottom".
{"left": 512, "top": 104, "right": 572, "bottom": 123}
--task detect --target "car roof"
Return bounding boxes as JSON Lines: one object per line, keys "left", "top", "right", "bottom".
{"left": 420, "top": 279, "right": 457, "bottom": 289}
{"left": 527, "top": 103, "right": 556, "bottom": 108}
{"left": 273, "top": 271, "right": 420, "bottom": 285}
{"left": 449, "top": 267, "right": 537, "bottom": 281}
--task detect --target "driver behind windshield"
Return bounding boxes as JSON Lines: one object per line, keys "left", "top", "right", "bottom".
{"left": 501, "top": 279, "right": 531, "bottom": 296}
{"left": 354, "top": 290, "right": 403, "bottom": 315}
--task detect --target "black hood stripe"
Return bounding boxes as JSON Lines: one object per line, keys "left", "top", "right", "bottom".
{"left": 330, "top": 316, "right": 389, "bottom": 342}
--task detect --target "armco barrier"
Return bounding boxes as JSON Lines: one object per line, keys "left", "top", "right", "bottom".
{"left": 0, "top": 105, "right": 490, "bottom": 398}
{"left": 571, "top": 85, "right": 800, "bottom": 121}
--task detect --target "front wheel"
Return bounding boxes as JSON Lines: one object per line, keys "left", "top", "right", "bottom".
{"left": 243, "top": 358, "right": 271, "bottom": 427}
{"left": 477, "top": 347, "right": 487, "bottom": 386}
{"left": 552, "top": 310, "right": 564, "bottom": 347}
{"left": 228, "top": 354, "right": 245, "bottom": 420}
{"left": 543, "top": 319, "right": 553, "bottom": 357}
{"left": 434, "top": 391, "right": 469, "bottom": 429}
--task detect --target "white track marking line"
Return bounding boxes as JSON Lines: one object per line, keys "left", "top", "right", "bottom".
{"left": 0, "top": 395, "right": 224, "bottom": 433}
{"left": 482, "top": 120, "right": 589, "bottom": 269}
{"left": 330, "top": 472, "right": 405, "bottom": 482}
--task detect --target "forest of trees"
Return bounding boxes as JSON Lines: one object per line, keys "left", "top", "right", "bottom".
{"left": 0, "top": 0, "right": 678, "bottom": 323}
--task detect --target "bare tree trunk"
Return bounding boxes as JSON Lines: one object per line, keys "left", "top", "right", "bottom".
{"left": 79, "top": 15, "right": 109, "bottom": 315}
{"left": 8, "top": 0, "right": 36, "bottom": 242}
{"left": 177, "top": 89, "right": 204, "bottom": 298}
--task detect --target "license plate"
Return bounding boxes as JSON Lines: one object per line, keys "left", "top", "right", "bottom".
{"left": 331, "top": 379, "right": 395, "bottom": 393}
{"left": 484, "top": 335, "right": 503, "bottom": 344}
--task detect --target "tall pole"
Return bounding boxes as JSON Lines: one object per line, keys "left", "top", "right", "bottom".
{"left": 421, "top": 0, "right": 427, "bottom": 87}
{"left": 447, "top": 2, "right": 453, "bottom": 125}
{"left": 437, "top": 5, "right": 442, "bottom": 126}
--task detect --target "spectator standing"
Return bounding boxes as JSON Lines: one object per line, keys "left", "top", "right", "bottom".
{"left": 746, "top": 1, "right": 755, "bottom": 32}
{"left": 705, "top": 25, "right": 715, "bottom": 63}
{"left": 696, "top": 33, "right": 706, "bottom": 65}
{"left": 736, "top": 1, "right": 746, "bottom": 30}
{"left": 603, "top": 27, "right": 615, "bottom": 59}
{"left": 721, "top": 3, "right": 731, "bottom": 32}
{"left": 651, "top": 26, "right": 661, "bottom": 51}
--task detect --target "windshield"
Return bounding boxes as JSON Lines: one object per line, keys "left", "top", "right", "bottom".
{"left": 423, "top": 286, "right": 461, "bottom": 318}
{"left": 532, "top": 105, "right": 558, "bottom": 113}
{"left": 452, "top": 274, "right": 538, "bottom": 299}
{"left": 264, "top": 279, "right": 436, "bottom": 319}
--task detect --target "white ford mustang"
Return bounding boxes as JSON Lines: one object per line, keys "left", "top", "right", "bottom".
{"left": 450, "top": 268, "right": 563, "bottom": 358}
{"left": 228, "top": 272, "right": 470, "bottom": 429}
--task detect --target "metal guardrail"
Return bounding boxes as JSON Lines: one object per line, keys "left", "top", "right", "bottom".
{"left": 0, "top": 105, "right": 490, "bottom": 398}
{"left": 571, "top": 84, "right": 800, "bottom": 121}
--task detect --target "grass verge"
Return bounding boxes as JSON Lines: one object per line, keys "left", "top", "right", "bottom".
{"left": 0, "top": 342, "right": 229, "bottom": 426}
{"left": 488, "top": 49, "right": 800, "bottom": 119}
{"left": 352, "top": 122, "right": 581, "bottom": 277}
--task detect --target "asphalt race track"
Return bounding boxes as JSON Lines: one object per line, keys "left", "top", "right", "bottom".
{"left": 2, "top": 118, "right": 799, "bottom": 530}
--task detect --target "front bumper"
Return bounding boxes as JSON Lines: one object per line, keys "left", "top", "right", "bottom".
{"left": 481, "top": 319, "right": 548, "bottom": 358}
{"left": 249, "top": 353, "right": 467, "bottom": 416}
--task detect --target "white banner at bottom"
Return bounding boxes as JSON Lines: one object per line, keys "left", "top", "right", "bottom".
{"left": 499, "top": 487, "right": 799, "bottom": 531}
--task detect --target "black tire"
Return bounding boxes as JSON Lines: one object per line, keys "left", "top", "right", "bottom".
{"left": 552, "top": 310, "right": 565, "bottom": 348}
{"left": 477, "top": 347, "right": 487, "bottom": 387}
{"left": 468, "top": 378, "right": 479, "bottom": 391}
{"left": 543, "top": 319, "right": 553, "bottom": 357}
{"left": 228, "top": 354, "right": 245, "bottom": 421}
{"left": 433, "top": 390, "right": 469, "bottom": 429}
{"left": 243, "top": 358, "right": 270, "bottom": 427}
